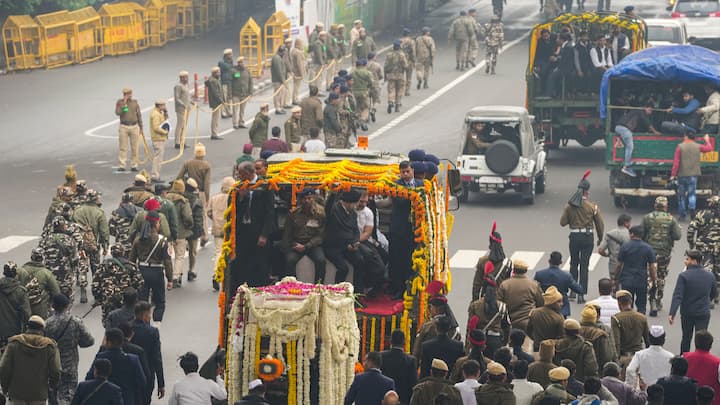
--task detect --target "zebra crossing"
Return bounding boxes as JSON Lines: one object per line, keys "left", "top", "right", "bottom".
{"left": 450, "top": 248, "right": 606, "bottom": 273}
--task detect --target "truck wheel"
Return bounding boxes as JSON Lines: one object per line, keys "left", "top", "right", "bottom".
{"left": 535, "top": 171, "right": 546, "bottom": 194}
{"left": 522, "top": 181, "right": 535, "bottom": 205}
{"left": 613, "top": 195, "right": 623, "bottom": 208}
{"left": 458, "top": 184, "right": 469, "bottom": 203}
{"left": 485, "top": 140, "right": 520, "bottom": 175}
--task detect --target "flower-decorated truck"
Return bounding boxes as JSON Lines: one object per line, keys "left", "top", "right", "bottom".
{"left": 214, "top": 149, "right": 455, "bottom": 404}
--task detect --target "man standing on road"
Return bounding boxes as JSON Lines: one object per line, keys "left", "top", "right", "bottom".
{"left": 669, "top": 249, "right": 717, "bottom": 353}
{"left": 598, "top": 214, "right": 631, "bottom": 283}
{"left": 384, "top": 40, "right": 409, "bottom": 114}
{"left": 129, "top": 211, "right": 172, "bottom": 318}
{"left": 218, "top": 48, "right": 233, "bottom": 119}
{"left": 149, "top": 99, "right": 169, "bottom": 183}
{"left": 611, "top": 290, "right": 649, "bottom": 365}
{"left": 535, "top": 252, "right": 584, "bottom": 317}
{"left": 206, "top": 67, "right": 225, "bottom": 140}
{"left": 289, "top": 39, "right": 306, "bottom": 106}
{"left": 132, "top": 301, "right": 165, "bottom": 404}
{"left": 173, "top": 71, "right": 191, "bottom": 149}
{"left": 449, "top": 11, "right": 471, "bottom": 71}
{"left": 399, "top": 28, "right": 416, "bottom": 97}
{"left": 284, "top": 107, "right": 303, "bottom": 152}
{"left": 687, "top": 195, "right": 720, "bottom": 305}
{"left": 560, "top": 170, "right": 605, "bottom": 304}
{"left": 414, "top": 28, "right": 435, "bottom": 90}
{"left": 671, "top": 133, "right": 715, "bottom": 221}
{"left": 497, "top": 260, "right": 545, "bottom": 335}
{"left": 115, "top": 87, "right": 143, "bottom": 172}
{"left": 642, "top": 196, "right": 682, "bottom": 317}
{"left": 616, "top": 225, "right": 657, "bottom": 314}
{"left": 323, "top": 93, "right": 343, "bottom": 148}
{"left": 300, "top": 86, "right": 323, "bottom": 140}
{"left": 231, "top": 57, "right": 253, "bottom": 130}
{"left": 614, "top": 103, "right": 660, "bottom": 177}
{"left": 351, "top": 59, "right": 373, "bottom": 129}
{"left": 271, "top": 46, "right": 288, "bottom": 115}
{"left": 249, "top": 104, "right": 271, "bottom": 158}
{"left": 466, "top": 9, "right": 480, "bottom": 69}
{"left": 625, "top": 325, "right": 674, "bottom": 390}
{"left": 89, "top": 328, "right": 146, "bottom": 405}
{"left": 589, "top": 278, "right": 620, "bottom": 326}
{"left": 481, "top": 15, "right": 504, "bottom": 75}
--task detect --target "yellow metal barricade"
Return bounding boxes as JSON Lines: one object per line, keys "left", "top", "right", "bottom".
{"left": 145, "top": 0, "right": 168, "bottom": 47}
{"left": 192, "top": 0, "right": 208, "bottom": 34}
{"left": 127, "top": 2, "right": 149, "bottom": 51}
{"left": 99, "top": 3, "right": 146, "bottom": 55}
{"left": 177, "top": 0, "right": 195, "bottom": 38}
{"left": 209, "top": 0, "right": 227, "bottom": 29}
{"left": 164, "top": 0, "right": 180, "bottom": 41}
{"left": 239, "top": 17, "right": 262, "bottom": 78}
{"left": 2, "top": 15, "right": 43, "bottom": 71}
{"left": 35, "top": 10, "right": 77, "bottom": 69}
{"left": 263, "top": 11, "right": 290, "bottom": 67}
{"left": 68, "top": 7, "right": 103, "bottom": 64}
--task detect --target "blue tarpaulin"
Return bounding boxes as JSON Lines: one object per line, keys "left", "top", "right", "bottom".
{"left": 599, "top": 45, "right": 720, "bottom": 118}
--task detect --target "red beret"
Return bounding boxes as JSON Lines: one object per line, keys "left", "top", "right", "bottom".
{"left": 143, "top": 198, "right": 161, "bottom": 212}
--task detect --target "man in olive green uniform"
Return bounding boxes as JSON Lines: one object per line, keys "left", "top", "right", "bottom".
{"left": 325, "top": 26, "right": 339, "bottom": 91}
{"left": 413, "top": 294, "right": 461, "bottom": 366}
{"left": 448, "top": 11, "right": 472, "bottom": 71}
{"left": 283, "top": 189, "right": 326, "bottom": 281}
{"left": 166, "top": 180, "right": 194, "bottom": 289}
{"left": 123, "top": 174, "right": 154, "bottom": 207}
{"left": 415, "top": 27, "right": 436, "bottom": 89}
{"left": 527, "top": 286, "right": 565, "bottom": 350}
{"left": 553, "top": 319, "right": 599, "bottom": 382}
{"left": 177, "top": 142, "right": 211, "bottom": 245}
{"left": 218, "top": 48, "right": 233, "bottom": 118}
{"left": 528, "top": 340, "right": 558, "bottom": 388}
{"left": 611, "top": 290, "right": 649, "bottom": 366}
{"left": 300, "top": 86, "right": 323, "bottom": 139}
{"left": 409, "top": 359, "right": 463, "bottom": 405}
{"left": 73, "top": 190, "right": 110, "bottom": 302}
{"left": 284, "top": 107, "right": 303, "bottom": 152}
{"left": 475, "top": 362, "right": 516, "bottom": 405}
{"left": 271, "top": 46, "right": 288, "bottom": 113}
{"left": 335, "top": 24, "right": 348, "bottom": 69}
{"left": 560, "top": 170, "right": 604, "bottom": 304}
{"left": 384, "top": 40, "right": 409, "bottom": 114}
{"left": 309, "top": 31, "right": 327, "bottom": 91}
{"left": 351, "top": 59, "right": 373, "bottom": 128}
{"left": 642, "top": 196, "right": 682, "bottom": 316}
{"left": 323, "top": 93, "right": 343, "bottom": 148}
{"left": 173, "top": 71, "right": 191, "bottom": 149}
{"left": 231, "top": 56, "right": 253, "bottom": 130}
{"left": 367, "top": 52, "right": 383, "bottom": 120}
{"left": 115, "top": 87, "right": 143, "bottom": 172}
{"left": 19, "top": 248, "right": 60, "bottom": 319}
{"left": 249, "top": 104, "right": 270, "bottom": 158}
{"left": 289, "top": 39, "right": 306, "bottom": 106}
{"left": 579, "top": 304, "right": 616, "bottom": 368}
{"left": 351, "top": 28, "right": 376, "bottom": 65}
{"left": 399, "top": 29, "right": 416, "bottom": 97}
{"left": 531, "top": 367, "right": 577, "bottom": 404}
{"left": 498, "top": 260, "right": 544, "bottom": 333}
{"left": 206, "top": 66, "right": 225, "bottom": 140}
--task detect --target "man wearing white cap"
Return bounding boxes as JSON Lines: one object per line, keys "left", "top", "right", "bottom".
{"left": 237, "top": 379, "right": 268, "bottom": 404}
{"left": 218, "top": 48, "right": 233, "bottom": 118}
{"left": 625, "top": 325, "right": 671, "bottom": 389}
{"left": 173, "top": 71, "right": 192, "bottom": 149}
{"left": 206, "top": 67, "right": 225, "bottom": 140}
{"left": 150, "top": 99, "right": 169, "bottom": 182}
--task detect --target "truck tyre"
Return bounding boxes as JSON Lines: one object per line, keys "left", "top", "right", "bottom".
{"left": 458, "top": 184, "right": 469, "bottom": 203}
{"left": 486, "top": 140, "right": 520, "bottom": 175}
{"left": 535, "top": 170, "right": 546, "bottom": 194}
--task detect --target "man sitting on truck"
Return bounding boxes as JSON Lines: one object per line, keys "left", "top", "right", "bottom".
{"left": 661, "top": 90, "right": 702, "bottom": 136}
{"left": 533, "top": 29, "right": 558, "bottom": 89}
{"left": 698, "top": 84, "right": 719, "bottom": 135}
{"left": 589, "top": 36, "right": 613, "bottom": 91}
{"left": 615, "top": 102, "right": 660, "bottom": 178}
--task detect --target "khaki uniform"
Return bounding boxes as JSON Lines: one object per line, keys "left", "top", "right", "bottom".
{"left": 527, "top": 306, "right": 565, "bottom": 347}
{"left": 299, "top": 95, "right": 323, "bottom": 138}
{"left": 123, "top": 185, "right": 154, "bottom": 207}
{"left": 579, "top": 322, "right": 617, "bottom": 367}
{"left": 351, "top": 36, "right": 376, "bottom": 65}
{"left": 409, "top": 377, "right": 463, "bottom": 405}
{"left": 400, "top": 35, "right": 416, "bottom": 96}
{"left": 475, "top": 381, "right": 517, "bottom": 405}
{"left": 284, "top": 116, "right": 303, "bottom": 151}
{"left": 467, "top": 18, "right": 480, "bottom": 65}
{"left": 309, "top": 39, "right": 326, "bottom": 90}
{"left": 553, "top": 335, "right": 599, "bottom": 381}
{"left": 173, "top": 82, "right": 191, "bottom": 147}
{"left": 289, "top": 45, "right": 306, "bottom": 105}
{"left": 528, "top": 360, "right": 557, "bottom": 389}
{"left": 383, "top": 50, "right": 409, "bottom": 106}
{"left": 415, "top": 34, "right": 436, "bottom": 87}
{"left": 497, "top": 274, "right": 544, "bottom": 332}
{"left": 149, "top": 107, "right": 169, "bottom": 180}
{"left": 448, "top": 16, "right": 473, "bottom": 68}
{"left": 205, "top": 76, "right": 224, "bottom": 137}
{"left": 282, "top": 45, "right": 293, "bottom": 106}
{"left": 351, "top": 66, "right": 373, "bottom": 122}
{"left": 611, "top": 309, "right": 649, "bottom": 359}
{"left": 560, "top": 199, "right": 605, "bottom": 296}
{"left": 230, "top": 66, "right": 253, "bottom": 128}
{"left": 115, "top": 98, "right": 143, "bottom": 170}
{"left": 367, "top": 60, "right": 383, "bottom": 107}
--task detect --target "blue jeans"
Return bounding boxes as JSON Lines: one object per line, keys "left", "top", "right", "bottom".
{"left": 615, "top": 125, "right": 633, "bottom": 167}
{"left": 677, "top": 176, "right": 697, "bottom": 217}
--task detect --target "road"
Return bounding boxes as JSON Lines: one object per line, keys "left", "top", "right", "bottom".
{"left": 0, "top": 0, "right": 713, "bottom": 401}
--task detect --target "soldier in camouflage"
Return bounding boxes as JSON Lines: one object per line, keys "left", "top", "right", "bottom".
{"left": 19, "top": 248, "right": 61, "bottom": 319}
{"left": 687, "top": 195, "right": 720, "bottom": 304}
{"left": 109, "top": 193, "right": 142, "bottom": 254}
{"left": 39, "top": 217, "right": 79, "bottom": 304}
{"left": 415, "top": 27, "right": 436, "bottom": 90}
{"left": 384, "top": 40, "right": 409, "bottom": 114}
{"left": 92, "top": 244, "right": 144, "bottom": 325}
{"left": 338, "top": 86, "right": 357, "bottom": 147}
{"left": 72, "top": 189, "right": 109, "bottom": 303}
{"left": 481, "top": 15, "right": 505, "bottom": 75}
{"left": 400, "top": 28, "right": 416, "bottom": 97}
{"left": 68, "top": 180, "right": 89, "bottom": 209}
{"left": 351, "top": 59, "right": 373, "bottom": 130}
{"left": 45, "top": 186, "right": 74, "bottom": 227}
{"left": 366, "top": 52, "right": 383, "bottom": 122}
{"left": 641, "top": 196, "right": 682, "bottom": 316}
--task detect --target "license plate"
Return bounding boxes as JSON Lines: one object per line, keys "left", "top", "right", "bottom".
{"left": 701, "top": 151, "right": 719, "bottom": 163}
{"left": 478, "top": 176, "right": 504, "bottom": 184}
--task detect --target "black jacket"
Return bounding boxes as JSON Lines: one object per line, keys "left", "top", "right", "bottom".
{"left": 235, "top": 188, "right": 275, "bottom": 239}
{"left": 344, "top": 368, "right": 395, "bottom": 405}
{"left": 669, "top": 264, "right": 718, "bottom": 317}
{"left": 656, "top": 375, "right": 698, "bottom": 405}
{"left": 325, "top": 201, "right": 360, "bottom": 248}
{"left": 86, "top": 349, "right": 145, "bottom": 405}
{"left": 236, "top": 394, "right": 270, "bottom": 405}
{"left": 130, "top": 320, "right": 164, "bottom": 390}
{"left": 420, "top": 335, "right": 464, "bottom": 378}
{"left": 71, "top": 378, "right": 124, "bottom": 405}
{"left": 381, "top": 348, "right": 418, "bottom": 404}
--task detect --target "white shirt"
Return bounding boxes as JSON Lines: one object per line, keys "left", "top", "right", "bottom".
{"left": 512, "top": 379, "right": 544, "bottom": 405}
{"left": 455, "top": 379, "right": 480, "bottom": 405}
{"left": 356, "top": 206, "right": 389, "bottom": 252}
{"left": 590, "top": 47, "right": 613, "bottom": 69}
{"left": 590, "top": 295, "right": 620, "bottom": 325}
{"left": 625, "top": 345, "right": 674, "bottom": 387}
{"left": 168, "top": 372, "right": 227, "bottom": 405}
{"left": 303, "top": 139, "right": 326, "bottom": 153}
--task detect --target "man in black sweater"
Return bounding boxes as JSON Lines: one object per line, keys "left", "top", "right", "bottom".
{"left": 324, "top": 190, "right": 363, "bottom": 285}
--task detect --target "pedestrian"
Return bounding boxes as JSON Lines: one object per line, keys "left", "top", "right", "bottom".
{"left": 379, "top": 330, "right": 417, "bottom": 405}
{"left": 656, "top": 356, "right": 698, "bottom": 404}
{"left": 615, "top": 225, "right": 657, "bottom": 314}
{"left": 182, "top": 178, "right": 204, "bottom": 281}
{"left": 698, "top": 84, "right": 719, "bottom": 134}
{"left": 166, "top": 180, "right": 193, "bottom": 288}
{"left": 168, "top": 352, "right": 226, "bottom": 405}
{"left": 281, "top": 38, "right": 293, "bottom": 108}
{"left": 398, "top": 28, "right": 416, "bottom": 97}
{"left": 535, "top": 251, "right": 585, "bottom": 317}
{"left": 173, "top": 71, "right": 191, "bottom": 149}
{"left": 208, "top": 176, "right": 235, "bottom": 284}
{"left": 300, "top": 86, "right": 323, "bottom": 139}
{"left": 449, "top": 11, "right": 471, "bottom": 71}
{"left": 415, "top": 27, "right": 435, "bottom": 90}
{"left": 89, "top": 328, "right": 146, "bottom": 405}
{"left": 249, "top": 104, "right": 271, "bottom": 158}
{"left": 176, "top": 142, "right": 211, "bottom": 243}
{"left": 105, "top": 287, "right": 140, "bottom": 330}
{"left": 527, "top": 286, "right": 566, "bottom": 351}
{"left": 149, "top": 99, "right": 169, "bottom": 183}
{"left": 600, "top": 362, "right": 646, "bottom": 405}
{"left": 40, "top": 216, "right": 80, "bottom": 303}
{"left": 614, "top": 103, "right": 660, "bottom": 177}
{"left": 531, "top": 366, "right": 577, "bottom": 404}
{"left": 289, "top": 39, "right": 306, "bottom": 106}
{"left": 578, "top": 305, "right": 615, "bottom": 369}
{"left": 0, "top": 262, "right": 30, "bottom": 344}
{"left": 129, "top": 197, "right": 173, "bottom": 243}
{"left": 588, "top": 278, "right": 620, "bottom": 325}
{"left": 271, "top": 46, "right": 288, "bottom": 115}
{"left": 344, "top": 351, "right": 395, "bottom": 405}
{"left": 129, "top": 211, "right": 172, "bottom": 321}
{"left": 153, "top": 184, "right": 179, "bottom": 242}
{"left": 284, "top": 107, "right": 303, "bottom": 152}
{"left": 0, "top": 315, "right": 62, "bottom": 404}
{"left": 19, "top": 248, "right": 60, "bottom": 318}
{"left": 351, "top": 28, "right": 376, "bottom": 66}
{"left": 481, "top": 15, "right": 504, "bottom": 75}
{"left": 497, "top": 259, "right": 544, "bottom": 334}
{"left": 642, "top": 196, "right": 682, "bottom": 316}
{"left": 419, "top": 315, "right": 464, "bottom": 378}
{"left": 671, "top": 133, "right": 715, "bottom": 220}
{"left": 384, "top": 40, "right": 409, "bottom": 114}
{"left": 350, "top": 20, "right": 362, "bottom": 45}
{"left": 46, "top": 293, "right": 94, "bottom": 405}
{"left": 302, "top": 127, "right": 326, "bottom": 153}
{"left": 451, "top": 329, "right": 488, "bottom": 383}
{"left": 131, "top": 301, "right": 165, "bottom": 404}
{"left": 597, "top": 214, "right": 631, "bottom": 283}
{"left": 309, "top": 31, "right": 327, "bottom": 91}
{"left": 625, "top": 325, "right": 673, "bottom": 391}
{"left": 553, "top": 319, "right": 599, "bottom": 382}
{"left": 206, "top": 66, "right": 225, "bottom": 140}
{"left": 454, "top": 359, "right": 481, "bottom": 405}
{"left": 475, "top": 362, "right": 517, "bottom": 405}
{"left": 560, "top": 170, "right": 605, "bottom": 304}
{"left": 115, "top": 87, "right": 143, "bottom": 172}
{"left": 409, "top": 359, "right": 463, "bottom": 405}
{"left": 236, "top": 379, "right": 270, "bottom": 405}
{"left": 71, "top": 358, "right": 124, "bottom": 405}
{"left": 352, "top": 59, "right": 373, "bottom": 128}
{"left": 528, "top": 340, "right": 558, "bottom": 389}
{"left": 611, "top": 290, "right": 649, "bottom": 366}
{"left": 261, "top": 126, "right": 290, "bottom": 154}
{"left": 325, "top": 27, "right": 338, "bottom": 91}
{"left": 684, "top": 330, "right": 720, "bottom": 403}
{"left": 73, "top": 189, "right": 110, "bottom": 297}
{"left": 669, "top": 249, "right": 717, "bottom": 353}
{"left": 218, "top": 48, "right": 233, "bottom": 119}
{"left": 512, "top": 360, "right": 544, "bottom": 405}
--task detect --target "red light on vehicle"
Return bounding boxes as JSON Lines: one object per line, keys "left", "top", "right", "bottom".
{"left": 709, "top": 11, "right": 720, "bottom": 16}
{"left": 671, "top": 11, "right": 686, "bottom": 17}
{"left": 510, "top": 177, "right": 531, "bottom": 183}
{"left": 461, "top": 176, "right": 473, "bottom": 182}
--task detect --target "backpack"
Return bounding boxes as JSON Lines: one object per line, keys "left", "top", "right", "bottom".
{"left": 77, "top": 223, "right": 98, "bottom": 253}
{"left": 24, "top": 275, "right": 44, "bottom": 305}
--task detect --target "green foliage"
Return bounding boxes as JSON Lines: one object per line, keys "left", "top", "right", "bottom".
{"left": 0, "top": 0, "right": 43, "bottom": 16}
{"left": 0, "top": 0, "right": 95, "bottom": 16}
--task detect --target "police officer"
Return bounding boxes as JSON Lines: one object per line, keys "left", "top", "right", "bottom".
{"left": 114, "top": 88, "right": 143, "bottom": 172}
{"left": 384, "top": 40, "right": 409, "bottom": 114}
{"left": 173, "top": 71, "right": 191, "bottom": 149}
{"left": 92, "top": 244, "right": 144, "bottom": 325}
{"left": 206, "top": 66, "right": 225, "bottom": 140}
{"left": 449, "top": 11, "right": 472, "bottom": 71}
{"left": 611, "top": 290, "right": 650, "bottom": 366}
{"left": 399, "top": 28, "right": 416, "bottom": 97}
{"left": 642, "top": 196, "right": 682, "bottom": 316}
{"left": 366, "top": 52, "right": 383, "bottom": 121}
{"left": 19, "top": 248, "right": 60, "bottom": 318}
{"left": 687, "top": 195, "right": 720, "bottom": 305}
{"left": 481, "top": 15, "right": 505, "bottom": 75}
{"left": 231, "top": 57, "right": 253, "bottom": 130}
{"left": 409, "top": 359, "right": 463, "bottom": 405}
{"left": 560, "top": 170, "right": 604, "bottom": 304}
{"left": 351, "top": 28, "right": 376, "bottom": 66}
{"left": 40, "top": 217, "right": 79, "bottom": 304}
{"left": 309, "top": 31, "right": 328, "bottom": 91}
{"left": 414, "top": 27, "right": 436, "bottom": 90}
{"left": 218, "top": 48, "right": 233, "bottom": 118}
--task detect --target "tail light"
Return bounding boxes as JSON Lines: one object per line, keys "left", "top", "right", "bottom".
{"left": 709, "top": 11, "right": 720, "bottom": 16}
{"left": 671, "top": 11, "right": 686, "bottom": 17}
{"left": 461, "top": 176, "right": 473, "bottom": 182}
{"left": 510, "top": 177, "right": 531, "bottom": 183}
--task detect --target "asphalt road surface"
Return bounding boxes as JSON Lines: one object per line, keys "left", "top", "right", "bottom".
{"left": 0, "top": 0, "right": 713, "bottom": 401}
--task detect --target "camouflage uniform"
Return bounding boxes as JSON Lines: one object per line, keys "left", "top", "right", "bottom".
{"left": 337, "top": 93, "right": 357, "bottom": 147}
{"left": 687, "top": 196, "right": 720, "bottom": 303}
{"left": 448, "top": 13, "right": 473, "bottom": 70}
{"left": 18, "top": 250, "right": 61, "bottom": 319}
{"left": 383, "top": 48, "right": 409, "bottom": 112}
{"left": 481, "top": 20, "right": 504, "bottom": 75}
{"left": 40, "top": 217, "right": 79, "bottom": 304}
{"left": 92, "top": 246, "right": 144, "bottom": 325}
{"left": 45, "top": 311, "right": 94, "bottom": 405}
{"left": 109, "top": 201, "right": 142, "bottom": 254}
{"left": 400, "top": 35, "right": 416, "bottom": 96}
{"left": 641, "top": 201, "right": 681, "bottom": 313}
{"left": 415, "top": 31, "right": 436, "bottom": 89}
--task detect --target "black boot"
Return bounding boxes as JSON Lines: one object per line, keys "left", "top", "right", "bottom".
{"left": 395, "top": 104, "right": 400, "bottom": 113}
{"left": 80, "top": 287, "right": 88, "bottom": 304}
{"left": 486, "top": 64, "right": 490, "bottom": 74}
{"left": 456, "top": 63, "right": 460, "bottom": 70}
{"left": 423, "top": 80, "right": 428, "bottom": 89}
{"left": 370, "top": 108, "right": 376, "bottom": 123}
{"left": 417, "top": 81, "right": 421, "bottom": 90}
{"left": 491, "top": 65, "right": 496, "bottom": 75}
{"left": 387, "top": 102, "right": 393, "bottom": 114}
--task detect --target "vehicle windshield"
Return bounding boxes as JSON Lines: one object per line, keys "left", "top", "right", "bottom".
{"left": 647, "top": 25, "right": 681, "bottom": 42}
{"left": 463, "top": 120, "right": 521, "bottom": 155}
{"left": 676, "top": 0, "right": 719, "bottom": 13}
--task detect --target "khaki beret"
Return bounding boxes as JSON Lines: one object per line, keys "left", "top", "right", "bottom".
{"left": 354, "top": 19, "right": 362, "bottom": 24}
{"left": 316, "top": 22, "right": 324, "bottom": 28}
{"left": 211, "top": 66, "right": 221, "bottom": 73}
{"left": 581, "top": 305, "right": 597, "bottom": 323}
{"left": 513, "top": 259, "right": 529, "bottom": 271}
{"left": 549, "top": 366, "right": 570, "bottom": 381}
{"left": 122, "top": 87, "right": 132, "bottom": 94}
{"left": 135, "top": 173, "right": 147, "bottom": 183}
{"left": 260, "top": 103, "right": 270, "bottom": 110}
{"left": 236, "top": 56, "right": 245, "bottom": 63}
{"left": 28, "top": 315, "right": 45, "bottom": 328}
{"left": 564, "top": 318, "right": 581, "bottom": 331}
{"left": 337, "top": 24, "right": 345, "bottom": 29}
{"left": 543, "top": 286, "right": 563, "bottom": 305}
{"left": 186, "top": 178, "right": 198, "bottom": 189}
{"left": 284, "top": 37, "right": 292, "bottom": 43}
{"left": 155, "top": 99, "right": 166, "bottom": 105}
{"left": 223, "top": 48, "right": 232, "bottom": 55}
{"left": 179, "top": 70, "right": 189, "bottom": 76}
{"left": 319, "top": 31, "right": 328, "bottom": 36}
{"left": 194, "top": 142, "right": 206, "bottom": 157}
{"left": 615, "top": 290, "right": 632, "bottom": 299}
{"left": 487, "top": 361, "right": 507, "bottom": 376}
{"left": 291, "top": 106, "right": 302, "bottom": 113}
{"left": 431, "top": 358, "right": 448, "bottom": 371}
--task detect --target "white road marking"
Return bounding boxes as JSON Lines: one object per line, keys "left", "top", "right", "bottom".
{"left": 0, "top": 236, "right": 39, "bottom": 253}
{"left": 450, "top": 249, "right": 487, "bottom": 269}
{"left": 562, "top": 253, "right": 603, "bottom": 272}
{"left": 510, "top": 250, "right": 546, "bottom": 271}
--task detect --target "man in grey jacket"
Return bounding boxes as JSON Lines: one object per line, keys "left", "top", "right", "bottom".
{"left": 598, "top": 214, "right": 631, "bottom": 283}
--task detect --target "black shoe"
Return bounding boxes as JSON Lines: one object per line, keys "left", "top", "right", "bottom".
{"left": 172, "top": 279, "right": 181, "bottom": 289}
{"left": 130, "top": 167, "right": 138, "bottom": 172}
{"left": 486, "top": 64, "right": 490, "bottom": 74}
{"left": 233, "top": 126, "right": 239, "bottom": 129}
{"left": 569, "top": 292, "right": 576, "bottom": 299}
{"left": 211, "top": 136, "right": 224, "bottom": 140}
{"left": 115, "top": 167, "right": 127, "bottom": 172}
{"left": 212, "top": 280, "right": 219, "bottom": 291}
{"left": 468, "top": 60, "right": 476, "bottom": 67}
{"left": 370, "top": 108, "right": 376, "bottom": 123}
{"left": 238, "top": 124, "right": 247, "bottom": 129}
{"left": 387, "top": 103, "right": 393, "bottom": 114}
{"left": 283, "top": 105, "right": 293, "bottom": 109}
{"left": 360, "top": 123, "right": 368, "bottom": 131}
{"left": 689, "top": 209, "right": 696, "bottom": 219}
{"left": 395, "top": 104, "right": 400, "bottom": 113}
{"left": 275, "top": 110, "right": 287, "bottom": 115}
{"left": 649, "top": 310, "right": 658, "bottom": 317}
{"left": 221, "top": 115, "right": 231, "bottom": 119}
{"left": 423, "top": 80, "right": 428, "bottom": 89}
{"left": 200, "top": 238, "right": 208, "bottom": 248}
{"left": 188, "top": 272, "right": 197, "bottom": 282}
{"left": 417, "top": 82, "right": 421, "bottom": 90}
{"left": 577, "top": 294, "right": 585, "bottom": 304}
{"left": 404, "top": 91, "right": 410, "bottom": 97}
{"left": 174, "top": 144, "right": 180, "bottom": 149}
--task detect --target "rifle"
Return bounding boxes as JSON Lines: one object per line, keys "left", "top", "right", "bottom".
{"left": 81, "top": 302, "right": 101, "bottom": 319}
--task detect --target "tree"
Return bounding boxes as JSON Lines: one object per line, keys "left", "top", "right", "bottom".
{"left": 0, "top": 0, "right": 43, "bottom": 15}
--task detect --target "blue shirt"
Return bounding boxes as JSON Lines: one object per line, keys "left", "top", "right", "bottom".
{"left": 534, "top": 266, "right": 584, "bottom": 316}
{"left": 617, "top": 239, "right": 656, "bottom": 288}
